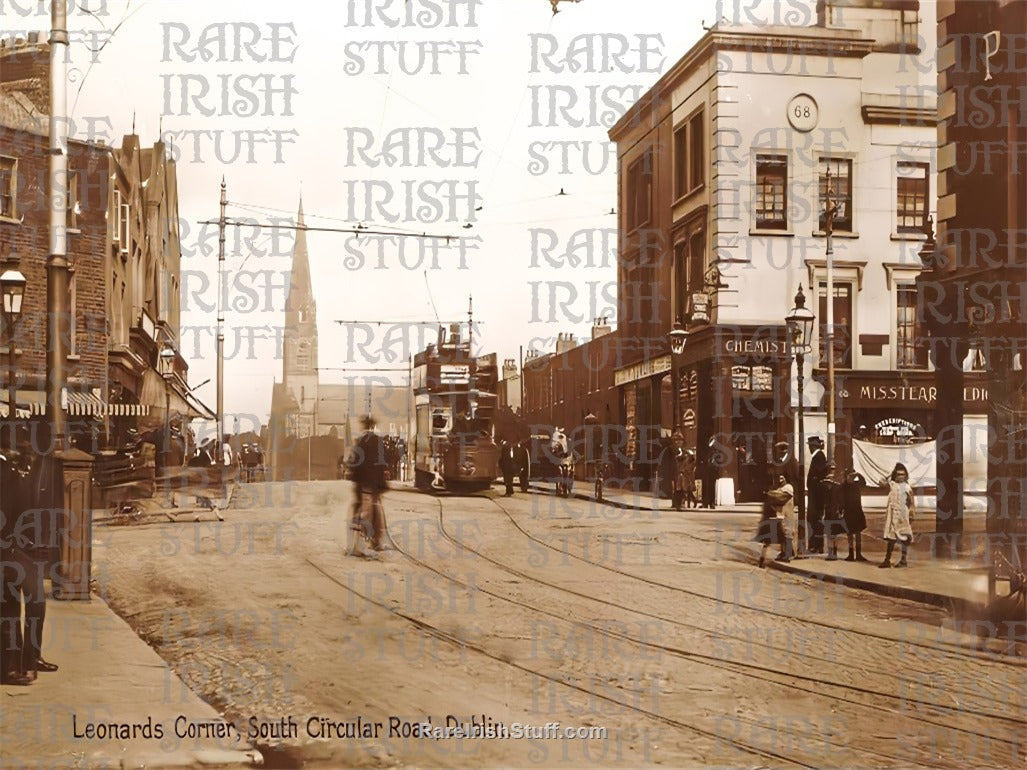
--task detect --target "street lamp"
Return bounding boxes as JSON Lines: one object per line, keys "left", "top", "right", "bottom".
{"left": 668, "top": 317, "right": 688, "bottom": 431}
{"left": 1, "top": 267, "right": 27, "bottom": 451}
{"left": 786, "top": 285, "right": 815, "bottom": 556}
{"left": 158, "top": 342, "right": 176, "bottom": 473}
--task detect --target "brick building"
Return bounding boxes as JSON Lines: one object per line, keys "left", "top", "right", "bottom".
{"left": 0, "top": 34, "right": 206, "bottom": 459}
{"left": 1, "top": 39, "right": 109, "bottom": 447}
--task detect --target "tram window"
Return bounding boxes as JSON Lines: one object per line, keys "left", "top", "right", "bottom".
{"left": 432, "top": 412, "right": 451, "bottom": 431}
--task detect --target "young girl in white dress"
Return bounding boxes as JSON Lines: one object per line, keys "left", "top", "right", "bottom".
{"left": 879, "top": 463, "right": 915, "bottom": 568}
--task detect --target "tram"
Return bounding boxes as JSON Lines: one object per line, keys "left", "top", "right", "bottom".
{"left": 411, "top": 324, "right": 499, "bottom": 492}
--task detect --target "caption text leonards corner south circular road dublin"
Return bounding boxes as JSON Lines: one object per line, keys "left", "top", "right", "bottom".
{"left": 71, "top": 714, "right": 608, "bottom": 742}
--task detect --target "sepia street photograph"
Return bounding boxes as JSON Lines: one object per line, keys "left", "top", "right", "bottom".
{"left": 1, "top": 0, "right": 1025, "bottom": 767}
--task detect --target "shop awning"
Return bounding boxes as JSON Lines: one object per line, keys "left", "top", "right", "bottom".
{"left": 0, "top": 390, "right": 46, "bottom": 419}
{"left": 139, "top": 369, "right": 215, "bottom": 420}
{"left": 62, "top": 389, "right": 151, "bottom": 417}
{"left": 0, "top": 388, "right": 152, "bottom": 418}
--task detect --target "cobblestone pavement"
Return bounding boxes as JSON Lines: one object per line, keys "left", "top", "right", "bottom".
{"left": 90, "top": 480, "right": 1026, "bottom": 769}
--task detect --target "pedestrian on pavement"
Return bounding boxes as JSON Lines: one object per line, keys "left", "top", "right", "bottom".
{"left": 701, "top": 438, "right": 718, "bottom": 509}
{"left": 805, "top": 436, "right": 828, "bottom": 553}
{"left": 756, "top": 474, "right": 793, "bottom": 566}
{"left": 879, "top": 462, "right": 915, "bottom": 568}
{"left": 1, "top": 448, "right": 59, "bottom": 685}
{"left": 515, "top": 441, "right": 531, "bottom": 493}
{"left": 346, "top": 416, "right": 389, "bottom": 556}
{"left": 770, "top": 440, "right": 800, "bottom": 490}
{"left": 821, "top": 463, "right": 846, "bottom": 561}
{"left": 682, "top": 449, "right": 698, "bottom": 509}
{"left": 842, "top": 468, "right": 869, "bottom": 561}
{"left": 499, "top": 440, "right": 517, "bottom": 496}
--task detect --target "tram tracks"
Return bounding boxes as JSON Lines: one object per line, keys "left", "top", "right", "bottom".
{"left": 487, "top": 492, "right": 1020, "bottom": 666}
{"left": 301, "top": 557, "right": 821, "bottom": 770}
{"left": 303, "top": 490, "right": 1023, "bottom": 769}
{"left": 420, "top": 497, "right": 1025, "bottom": 754}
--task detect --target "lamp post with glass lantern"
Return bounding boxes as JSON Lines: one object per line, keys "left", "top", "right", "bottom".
{"left": 158, "top": 342, "right": 176, "bottom": 473}
{"left": 668, "top": 317, "right": 688, "bottom": 430}
{"left": 786, "top": 285, "right": 815, "bottom": 555}
{"left": 1, "top": 267, "right": 27, "bottom": 451}
{"left": 667, "top": 318, "right": 688, "bottom": 508}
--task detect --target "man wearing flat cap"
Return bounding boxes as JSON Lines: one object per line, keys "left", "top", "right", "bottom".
{"left": 346, "top": 415, "right": 389, "bottom": 555}
{"left": 806, "top": 435, "right": 828, "bottom": 553}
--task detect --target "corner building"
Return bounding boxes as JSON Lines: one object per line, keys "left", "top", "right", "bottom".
{"left": 608, "top": 1, "right": 988, "bottom": 500}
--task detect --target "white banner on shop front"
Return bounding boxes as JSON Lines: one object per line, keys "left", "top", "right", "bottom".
{"left": 851, "top": 421, "right": 989, "bottom": 490}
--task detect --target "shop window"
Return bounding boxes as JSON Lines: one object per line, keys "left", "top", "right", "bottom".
{"left": 896, "top": 283, "right": 927, "bottom": 369}
{"left": 818, "top": 157, "right": 853, "bottom": 232}
{"left": 755, "top": 155, "right": 788, "bottom": 230}
{"left": 626, "top": 148, "right": 652, "bottom": 232}
{"left": 896, "top": 162, "right": 928, "bottom": 233}
{"left": 818, "top": 282, "right": 853, "bottom": 368}
{"left": 0, "top": 156, "right": 16, "bottom": 220}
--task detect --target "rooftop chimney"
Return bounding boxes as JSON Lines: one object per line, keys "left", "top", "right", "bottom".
{"left": 555, "top": 332, "right": 577, "bottom": 355}
{"left": 591, "top": 316, "right": 612, "bottom": 340}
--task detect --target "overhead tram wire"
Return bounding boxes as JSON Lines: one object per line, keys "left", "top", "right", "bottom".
{"left": 196, "top": 218, "right": 469, "bottom": 241}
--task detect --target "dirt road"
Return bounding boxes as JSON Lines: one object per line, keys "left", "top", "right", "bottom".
{"left": 92, "top": 480, "right": 1027, "bottom": 768}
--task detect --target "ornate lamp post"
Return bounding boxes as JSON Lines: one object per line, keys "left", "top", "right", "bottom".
{"left": 158, "top": 342, "right": 176, "bottom": 472}
{"left": 668, "top": 317, "right": 688, "bottom": 432}
{"left": 1, "top": 266, "right": 27, "bottom": 451}
{"left": 786, "top": 285, "right": 815, "bottom": 554}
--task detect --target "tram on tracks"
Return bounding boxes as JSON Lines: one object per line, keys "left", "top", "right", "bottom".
{"left": 411, "top": 324, "right": 500, "bottom": 493}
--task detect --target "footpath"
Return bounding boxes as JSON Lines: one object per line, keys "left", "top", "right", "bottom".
{"left": 564, "top": 482, "right": 995, "bottom": 619}
{"left": 2, "top": 483, "right": 259, "bottom": 770}
{"left": 0, "top": 594, "right": 261, "bottom": 769}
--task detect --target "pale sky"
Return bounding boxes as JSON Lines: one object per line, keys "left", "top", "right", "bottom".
{"left": 7, "top": 0, "right": 791, "bottom": 426}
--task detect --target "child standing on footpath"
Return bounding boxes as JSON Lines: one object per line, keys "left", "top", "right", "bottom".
{"left": 879, "top": 462, "right": 915, "bottom": 568}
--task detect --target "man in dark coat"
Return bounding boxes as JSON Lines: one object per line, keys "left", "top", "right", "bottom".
{"left": 498, "top": 441, "right": 517, "bottom": 496}
{"left": 347, "top": 416, "right": 389, "bottom": 554}
{"left": 1, "top": 450, "right": 59, "bottom": 685}
{"left": 806, "top": 435, "right": 829, "bottom": 553}
{"left": 515, "top": 441, "right": 530, "bottom": 493}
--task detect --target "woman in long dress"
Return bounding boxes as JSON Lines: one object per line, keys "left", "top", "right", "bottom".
{"left": 879, "top": 463, "right": 915, "bottom": 568}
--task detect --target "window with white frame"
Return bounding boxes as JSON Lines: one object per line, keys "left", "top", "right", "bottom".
{"left": 755, "top": 154, "right": 788, "bottom": 230}
{"left": 895, "top": 283, "right": 927, "bottom": 369}
{"left": 817, "top": 281, "right": 853, "bottom": 368}
{"left": 673, "top": 111, "right": 706, "bottom": 198}
{"left": 896, "top": 162, "right": 928, "bottom": 233}
{"left": 0, "top": 156, "right": 16, "bottom": 220}
{"left": 818, "top": 157, "right": 853, "bottom": 232}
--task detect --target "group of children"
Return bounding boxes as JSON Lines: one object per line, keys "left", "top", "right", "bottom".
{"left": 756, "top": 462, "right": 916, "bottom": 569}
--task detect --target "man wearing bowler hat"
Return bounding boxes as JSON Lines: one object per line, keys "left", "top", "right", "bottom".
{"left": 806, "top": 435, "right": 828, "bottom": 553}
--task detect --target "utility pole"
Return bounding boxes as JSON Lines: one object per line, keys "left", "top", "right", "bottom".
{"left": 216, "top": 179, "right": 226, "bottom": 458}
{"left": 824, "top": 167, "right": 837, "bottom": 463}
{"left": 46, "top": 0, "right": 70, "bottom": 451}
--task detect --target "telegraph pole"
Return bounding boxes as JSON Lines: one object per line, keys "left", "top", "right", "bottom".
{"left": 824, "top": 168, "right": 837, "bottom": 463}
{"left": 46, "top": 0, "right": 70, "bottom": 451}
{"left": 216, "top": 179, "right": 226, "bottom": 457}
